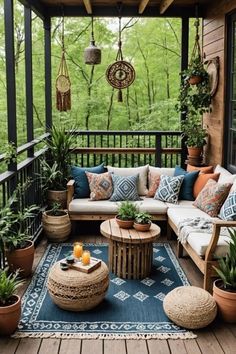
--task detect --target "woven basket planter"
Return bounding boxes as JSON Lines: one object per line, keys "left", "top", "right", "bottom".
{"left": 42, "top": 210, "right": 71, "bottom": 242}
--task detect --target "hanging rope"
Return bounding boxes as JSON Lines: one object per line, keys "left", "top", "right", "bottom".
{"left": 56, "top": 13, "right": 71, "bottom": 112}
{"left": 189, "top": 18, "right": 202, "bottom": 66}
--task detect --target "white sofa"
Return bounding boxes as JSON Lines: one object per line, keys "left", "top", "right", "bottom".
{"left": 67, "top": 164, "right": 236, "bottom": 291}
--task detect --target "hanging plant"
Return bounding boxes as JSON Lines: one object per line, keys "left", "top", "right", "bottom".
{"left": 176, "top": 19, "right": 212, "bottom": 116}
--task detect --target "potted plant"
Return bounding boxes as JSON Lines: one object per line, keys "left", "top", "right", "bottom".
{"left": 185, "top": 56, "right": 209, "bottom": 85}
{"left": 0, "top": 182, "right": 38, "bottom": 277}
{"left": 0, "top": 269, "right": 23, "bottom": 335}
{"left": 115, "top": 201, "right": 138, "bottom": 229}
{"left": 181, "top": 113, "right": 207, "bottom": 159}
{"left": 134, "top": 212, "right": 152, "bottom": 231}
{"left": 213, "top": 229, "right": 236, "bottom": 323}
{"left": 42, "top": 125, "right": 75, "bottom": 208}
{"left": 42, "top": 202, "right": 71, "bottom": 242}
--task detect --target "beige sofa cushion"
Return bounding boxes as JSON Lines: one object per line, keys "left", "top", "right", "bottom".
{"left": 187, "top": 232, "right": 230, "bottom": 257}
{"left": 165, "top": 200, "right": 195, "bottom": 209}
{"left": 107, "top": 165, "right": 149, "bottom": 195}
{"left": 214, "top": 164, "right": 236, "bottom": 184}
{"left": 69, "top": 197, "right": 167, "bottom": 214}
{"left": 149, "top": 166, "right": 175, "bottom": 177}
{"left": 167, "top": 206, "right": 213, "bottom": 226}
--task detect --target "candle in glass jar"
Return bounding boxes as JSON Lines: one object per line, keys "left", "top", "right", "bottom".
{"left": 73, "top": 242, "right": 83, "bottom": 259}
{"left": 82, "top": 250, "right": 90, "bottom": 266}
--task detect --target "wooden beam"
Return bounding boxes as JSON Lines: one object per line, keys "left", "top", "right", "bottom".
{"left": 138, "top": 0, "right": 150, "bottom": 14}
{"left": 18, "top": 0, "right": 45, "bottom": 20}
{"left": 159, "top": 0, "right": 175, "bottom": 14}
{"left": 83, "top": 0, "right": 92, "bottom": 14}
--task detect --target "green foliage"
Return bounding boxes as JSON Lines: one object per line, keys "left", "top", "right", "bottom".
{"left": 4, "top": 142, "right": 17, "bottom": 165}
{"left": 181, "top": 113, "right": 207, "bottom": 148}
{"left": 117, "top": 201, "right": 139, "bottom": 220}
{"left": 177, "top": 56, "right": 212, "bottom": 116}
{"left": 0, "top": 269, "right": 23, "bottom": 306}
{"left": 213, "top": 229, "right": 236, "bottom": 291}
{"left": 134, "top": 212, "right": 152, "bottom": 224}
{"left": 0, "top": 180, "right": 38, "bottom": 252}
{"left": 40, "top": 160, "right": 64, "bottom": 191}
{"left": 49, "top": 202, "right": 64, "bottom": 216}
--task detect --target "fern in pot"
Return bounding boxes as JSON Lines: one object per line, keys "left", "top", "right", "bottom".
{"left": 134, "top": 212, "right": 152, "bottom": 231}
{"left": 115, "top": 201, "right": 138, "bottom": 229}
{"left": 213, "top": 229, "right": 236, "bottom": 323}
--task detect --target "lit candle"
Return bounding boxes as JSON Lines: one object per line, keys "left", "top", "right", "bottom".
{"left": 82, "top": 250, "right": 90, "bottom": 266}
{"left": 73, "top": 242, "right": 83, "bottom": 259}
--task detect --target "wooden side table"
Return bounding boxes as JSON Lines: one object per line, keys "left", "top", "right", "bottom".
{"left": 100, "top": 219, "right": 160, "bottom": 280}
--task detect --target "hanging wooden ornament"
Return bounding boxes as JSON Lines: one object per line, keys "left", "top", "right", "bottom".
{"left": 84, "top": 17, "right": 101, "bottom": 65}
{"left": 106, "top": 12, "right": 135, "bottom": 102}
{"left": 56, "top": 16, "right": 71, "bottom": 112}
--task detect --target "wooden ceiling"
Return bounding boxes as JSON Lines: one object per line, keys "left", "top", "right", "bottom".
{"left": 40, "top": 0, "right": 213, "bottom": 15}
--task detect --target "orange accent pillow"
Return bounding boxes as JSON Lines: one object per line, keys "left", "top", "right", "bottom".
{"left": 193, "top": 173, "right": 220, "bottom": 198}
{"left": 187, "top": 165, "right": 214, "bottom": 173}
{"left": 147, "top": 171, "right": 161, "bottom": 197}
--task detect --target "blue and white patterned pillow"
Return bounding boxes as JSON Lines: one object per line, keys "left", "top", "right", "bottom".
{"left": 219, "top": 191, "right": 236, "bottom": 220}
{"left": 109, "top": 174, "right": 141, "bottom": 201}
{"left": 154, "top": 175, "right": 184, "bottom": 204}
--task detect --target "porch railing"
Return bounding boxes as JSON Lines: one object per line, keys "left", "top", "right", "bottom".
{"left": 69, "top": 131, "right": 184, "bottom": 168}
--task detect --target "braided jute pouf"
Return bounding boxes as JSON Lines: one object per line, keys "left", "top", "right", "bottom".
{"left": 163, "top": 286, "right": 217, "bottom": 329}
{"left": 47, "top": 261, "right": 109, "bottom": 311}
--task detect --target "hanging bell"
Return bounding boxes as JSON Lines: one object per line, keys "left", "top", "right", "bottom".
{"left": 84, "top": 39, "right": 101, "bottom": 65}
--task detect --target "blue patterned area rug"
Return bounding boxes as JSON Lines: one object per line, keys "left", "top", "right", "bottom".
{"left": 13, "top": 243, "right": 196, "bottom": 339}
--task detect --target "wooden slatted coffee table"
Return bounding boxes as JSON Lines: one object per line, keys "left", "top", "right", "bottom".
{"left": 100, "top": 218, "right": 160, "bottom": 279}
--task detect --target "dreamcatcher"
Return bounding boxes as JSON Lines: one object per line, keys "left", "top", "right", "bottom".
{"left": 106, "top": 6, "right": 135, "bottom": 102}
{"left": 56, "top": 15, "right": 71, "bottom": 112}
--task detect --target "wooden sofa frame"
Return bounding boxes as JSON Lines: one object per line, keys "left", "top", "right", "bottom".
{"left": 68, "top": 180, "right": 236, "bottom": 292}
{"left": 168, "top": 218, "right": 236, "bottom": 292}
{"left": 67, "top": 180, "right": 167, "bottom": 221}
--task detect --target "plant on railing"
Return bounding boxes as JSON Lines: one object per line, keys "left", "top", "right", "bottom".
{"left": 4, "top": 142, "right": 17, "bottom": 166}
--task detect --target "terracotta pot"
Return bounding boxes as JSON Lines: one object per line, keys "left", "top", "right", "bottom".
{"left": 0, "top": 295, "right": 21, "bottom": 335}
{"left": 47, "top": 189, "right": 67, "bottom": 209}
{"left": 133, "top": 222, "right": 151, "bottom": 232}
{"left": 42, "top": 210, "right": 71, "bottom": 242}
{"left": 213, "top": 279, "right": 236, "bottom": 323}
{"left": 115, "top": 216, "right": 134, "bottom": 229}
{"left": 189, "top": 75, "right": 202, "bottom": 85}
{"left": 187, "top": 146, "right": 203, "bottom": 158}
{"left": 6, "top": 240, "right": 34, "bottom": 278}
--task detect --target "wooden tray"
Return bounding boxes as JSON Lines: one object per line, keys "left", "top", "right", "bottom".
{"left": 62, "top": 257, "right": 101, "bottom": 273}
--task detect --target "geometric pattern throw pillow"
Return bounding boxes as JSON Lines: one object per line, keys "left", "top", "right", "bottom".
{"left": 109, "top": 174, "right": 141, "bottom": 201}
{"left": 85, "top": 172, "right": 113, "bottom": 201}
{"left": 193, "top": 179, "right": 232, "bottom": 217}
{"left": 219, "top": 191, "right": 236, "bottom": 220}
{"left": 154, "top": 175, "right": 184, "bottom": 204}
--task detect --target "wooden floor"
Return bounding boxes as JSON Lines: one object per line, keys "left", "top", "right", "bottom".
{"left": 1, "top": 221, "right": 236, "bottom": 354}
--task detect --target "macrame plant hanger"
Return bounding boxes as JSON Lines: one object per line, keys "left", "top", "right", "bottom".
{"left": 106, "top": 2, "right": 135, "bottom": 102}
{"left": 56, "top": 12, "right": 71, "bottom": 112}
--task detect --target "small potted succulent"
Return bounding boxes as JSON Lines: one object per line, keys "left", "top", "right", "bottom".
{"left": 0, "top": 269, "right": 23, "bottom": 335}
{"left": 134, "top": 212, "right": 152, "bottom": 231}
{"left": 42, "top": 202, "right": 71, "bottom": 242}
{"left": 213, "top": 229, "right": 236, "bottom": 323}
{"left": 115, "top": 201, "right": 138, "bottom": 229}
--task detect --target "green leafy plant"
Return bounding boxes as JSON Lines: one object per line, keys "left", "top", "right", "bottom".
{"left": 134, "top": 212, "right": 152, "bottom": 225}
{"left": 117, "top": 201, "right": 139, "bottom": 220}
{"left": 4, "top": 142, "right": 17, "bottom": 165}
{"left": 0, "top": 269, "right": 23, "bottom": 306}
{"left": 40, "top": 160, "right": 64, "bottom": 191}
{"left": 47, "top": 202, "right": 66, "bottom": 217}
{"left": 181, "top": 113, "right": 207, "bottom": 148}
{"left": 46, "top": 125, "right": 75, "bottom": 187}
{"left": 0, "top": 181, "right": 39, "bottom": 252}
{"left": 213, "top": 229, "right": 236, "bottom": 291}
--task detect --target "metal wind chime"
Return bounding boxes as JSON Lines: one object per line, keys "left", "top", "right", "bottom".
{"left": 84, "top": 16, "right": 102, "bottom": 65}
{"left": 56, "top": 15, "right": 71, "bottom": 112}
{"left": 106, "top": 7, "right": 135, "bottom": 102}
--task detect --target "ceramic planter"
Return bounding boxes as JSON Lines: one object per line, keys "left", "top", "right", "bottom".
{"left": 115, "top": 216, "right": 134, "bottom": 229}
{"left": 6, "top": 240, "right": 34, "bottom": 278}
{"left": 189, "top": 75, "right": 202, "bottom": 85}
{"left": 42, "top": 210, "right": 71, "bottom": 242}
{"left": 187, "top": 146, "right": 203, "bottom": 158}
{"left": 133, "top": 222, "right": 151, "bottom": 232}
{"left": 47, "top": 189, "right": 67, "bottom": 209}
{"left": 0, "top": 295, "right": 21, "bottom": 335}
{"left": 213, "top": 279, "right": 236, "bottom": 323}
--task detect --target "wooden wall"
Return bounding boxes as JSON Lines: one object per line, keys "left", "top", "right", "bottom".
{"left": 203, "top": 0, "right": 236, "bottom": 166}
